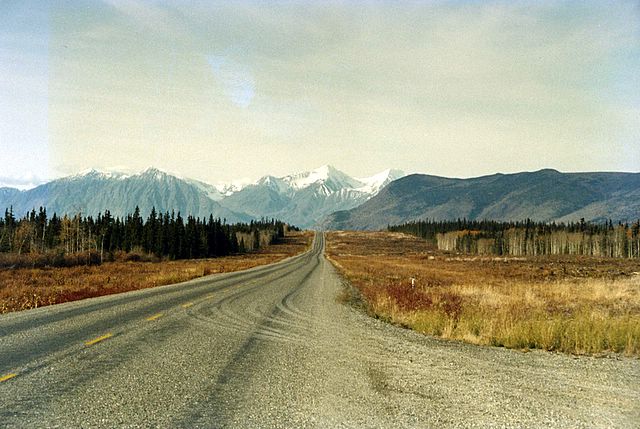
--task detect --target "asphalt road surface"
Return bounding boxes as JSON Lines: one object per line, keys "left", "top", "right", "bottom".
{"left": 1, "top": 233, "right": 638, "bottom": 428}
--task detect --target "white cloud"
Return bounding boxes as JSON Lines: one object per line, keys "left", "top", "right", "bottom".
{"left": 0, "top": 172, "right": 48, "bottom": 190}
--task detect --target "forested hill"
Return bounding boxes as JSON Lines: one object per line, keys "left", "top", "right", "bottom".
{"left": 323, "top": 169, "right": 640, "bottom": 230}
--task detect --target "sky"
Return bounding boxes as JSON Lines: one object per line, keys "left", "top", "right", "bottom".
{"left": 0, "top": 0, "right": 638, "bottom": 189}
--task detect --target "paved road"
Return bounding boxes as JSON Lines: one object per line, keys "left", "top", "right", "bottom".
{"left": 1, "top": 233, "right": 638, "bottom": 428}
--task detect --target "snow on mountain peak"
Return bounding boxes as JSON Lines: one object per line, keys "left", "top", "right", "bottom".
{"left": 141, "top": 167, "right": 165, "bottom": 179}
{"left": 282, "top": 165, "right": 365, "bottom": 191}
{"left": 139, "top": 167, "right": 184, "bottom": 181}
{"left": 68, "top": 167, "right": 194, "bottom": 183}
{"left": 70, "top": 168, "right": 129, "bottom": 180}
{"left": 25, "top": 165, "right": 406, "bottom": 228}
{"left": 215, "top": 165, "right": 405, "bottom": 197}
{"left": 355, "top": 168, "right": 405, "bottom": 194}
{"left": 214, "top": 178, "right": 254, "bottom": 197}
{"left": 284, "top": 165, "right": 332, "bottom": 190}
{"left": 64, "top": 165, "right": 404, "bottom": 199}
{"left": 253, "top": 175, "right": 291, "bottom": 194}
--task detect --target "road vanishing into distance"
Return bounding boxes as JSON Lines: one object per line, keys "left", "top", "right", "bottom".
{"left": 1, "top": 233, "right": 638, "bottom": 428}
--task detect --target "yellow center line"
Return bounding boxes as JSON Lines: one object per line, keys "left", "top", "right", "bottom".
{"left": 181, "top": 302, "right": 194, "bottom": 309}
{"left": 0, "top": 373, "right": 17, "bottom": 383}
{"left": 85, "top": 333, "right": 113, "bottom": 346}
{"left": 146, "top": 313, "right": 164, "bottom": 321}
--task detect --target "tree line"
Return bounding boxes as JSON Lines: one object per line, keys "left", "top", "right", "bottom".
{"left": 389, "top": 218, "right": 640, "bottom": 258}
{"left": 0, "top": 206, "right": 293, "bottom": 266}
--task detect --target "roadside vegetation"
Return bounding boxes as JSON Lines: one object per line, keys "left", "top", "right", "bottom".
{"left": 0, "top": 204, "right": 311, "bottom": 313}
{"left": 326, "top": 231, "right": 640, "bottom": 356}
{"left": 0, "top": 230, "right": 311, "bottom": 313}
{"left": 0, "top": 206, "right": 293, "bottom": 267}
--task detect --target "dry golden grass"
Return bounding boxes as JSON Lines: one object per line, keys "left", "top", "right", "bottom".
{"left": 0, "top": 231, "right": 312, "bottom": 313}
{"left": 326, "top": 231, "right": 640, "bottom": 356}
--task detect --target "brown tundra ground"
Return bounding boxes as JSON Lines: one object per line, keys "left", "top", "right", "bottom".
{"left": 0, "top": 231, "right": 312, "bottom": 314}
{"left": 325, "top": 231, "right": 640, "bottom": 356}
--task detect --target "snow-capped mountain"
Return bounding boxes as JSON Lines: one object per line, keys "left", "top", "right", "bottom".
{"left": 221, "top": 165, "right": 403, "bottom": 199}
{"left": 282, "top": 165, "right": 363, "bottom": 192}
{"left": 4, "top": 166, "right": 639, "bottom": 231}
{"left": 220, "top": 165, "right": 405, "bottom": 227}
{"left": 214, "top": 179, "right": 255, "bottom": 198}
{"left": 0, "top": 166, "right": 405, "bottom": 228}
{"left": 356, "top": 168, "right": 405, "bottom": 194}
{"left": 66, "top": 168, "right": 130, "bottom": 181}
{"left": 0, "top": 168, "right": 250, "bottom": 222}
{"left": 184, "top": 178, "right": 226, "bottom": 201}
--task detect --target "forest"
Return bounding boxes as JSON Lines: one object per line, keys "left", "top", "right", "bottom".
{"left": 0, "top": 206, "right": 292, "bottom": 268}
{"left": 389, "top": 218, "right": 640, "bottom": 258}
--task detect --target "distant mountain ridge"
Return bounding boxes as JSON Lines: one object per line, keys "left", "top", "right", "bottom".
{"left": 8, "top": 167, "right": 633, "bottom": 231}
{"left": 0, "top": 168, "right": 250, "bottom": 223}
{"left": 322, "top": 169, "right": 640, "bottom": 230}
{"left": 0, "top": 166, "right": 404, "bottom": 228}
{"left": 220, "top": 165, "right": 405, "bottom": 227}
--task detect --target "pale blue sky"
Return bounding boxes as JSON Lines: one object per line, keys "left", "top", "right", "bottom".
{"left": 1, "top": 0, "right": 638, "bottom": 189}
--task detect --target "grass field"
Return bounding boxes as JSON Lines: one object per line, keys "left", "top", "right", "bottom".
{"left": 326, "top": 231, "right": 640, "bottom": 356}
{"left": 0, "top": 231, "right": 312, "bottom": 314}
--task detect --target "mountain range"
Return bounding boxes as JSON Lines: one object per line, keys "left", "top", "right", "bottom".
{"left": 323, "top": 169, "right": 640, "bottom": 230}
{"left": 220, "top": 165, "right": 404, "bottom": 227}
{"left": 0, "top": 166, "right": 404, "bottom": 228}
{"left": 2, "top": 167, "right": 638, "bottom": 230}
{"left": 0, "top": 169, "right": 249, "bottom": 223}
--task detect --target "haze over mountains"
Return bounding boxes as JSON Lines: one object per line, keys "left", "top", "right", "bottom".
{"left": 324, "top": 169, "right": 640, "bottom": 230}
{"left": 0, "top": 166, "right": 404, "bottom": 228}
